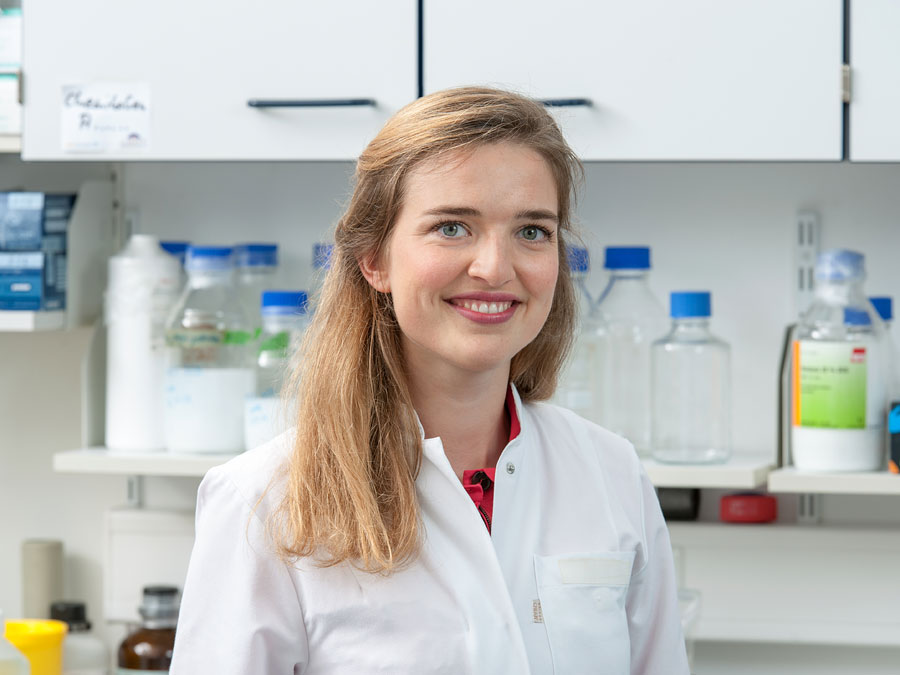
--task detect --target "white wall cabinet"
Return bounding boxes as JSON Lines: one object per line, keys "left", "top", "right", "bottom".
{"left": 425, "top": 0, "right": 844, "bottom": 161}
{"left": 21, "top": 1, "right": 418, "bottom": 160}
{"left": 850, "top": 0, "right": 900, "bottom": 161}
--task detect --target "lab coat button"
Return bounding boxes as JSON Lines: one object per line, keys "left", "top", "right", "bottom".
{"left": 506, "top": 462, "right": 516, "bottom": 475}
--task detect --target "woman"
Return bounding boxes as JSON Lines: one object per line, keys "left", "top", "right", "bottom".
{"left": 170, "top": 87, "right": 689, "bottom": 674}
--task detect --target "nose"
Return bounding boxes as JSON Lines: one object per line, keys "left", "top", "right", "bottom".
{"left": 467, "top": 233, "right": 515, "bottom": 287}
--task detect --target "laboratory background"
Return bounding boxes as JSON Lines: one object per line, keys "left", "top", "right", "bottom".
{"left": 2, "top": 1, "right": 900, "bottom": 674}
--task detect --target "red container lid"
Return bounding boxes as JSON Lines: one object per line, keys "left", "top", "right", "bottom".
{"left": 720, "top": 493, "right": 777, "bottom": 523}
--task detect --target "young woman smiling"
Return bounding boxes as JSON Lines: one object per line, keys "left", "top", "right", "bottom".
{"left": 171, "top": 87, "right": 689, "bottom": 675}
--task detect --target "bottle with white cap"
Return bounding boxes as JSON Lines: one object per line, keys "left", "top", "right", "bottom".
{"left": 163, "top": 246, "right": 254, "bottom": 453}
{"left": 593, "top": 246, "right": 667, "bottom": 455}
{"left": 791, "top": 250, "right": 888, "bottom": 472}
{"left": 244, "top": 290, "right": 310, "bottom": 450}
{"left": 0, "top": 610, "right": 29, "bottom": 675}
{"left": 651, "top": 291, "right": 732, "bottom": 464}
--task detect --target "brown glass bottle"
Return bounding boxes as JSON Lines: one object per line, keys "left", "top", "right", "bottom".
{"left": 118, "top": 586, "right": 179, "bottom": 672}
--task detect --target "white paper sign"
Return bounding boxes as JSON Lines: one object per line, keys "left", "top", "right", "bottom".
{"left": 61, "top": 83, "right": 150, "bottom": 153}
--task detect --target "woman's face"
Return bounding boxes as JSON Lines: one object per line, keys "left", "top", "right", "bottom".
{"left": 366, "top": 141, "right": 560, "bottom": 380}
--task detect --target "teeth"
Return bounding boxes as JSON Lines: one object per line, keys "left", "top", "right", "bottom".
{"left": 459, "top": 300, "right": 513, "bottom": 314}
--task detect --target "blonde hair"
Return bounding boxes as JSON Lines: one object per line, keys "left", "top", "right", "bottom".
{"left": 273, "top": 87, "right": 583, "bottom": 573}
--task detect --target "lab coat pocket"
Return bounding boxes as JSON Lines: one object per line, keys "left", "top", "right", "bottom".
{"left": 534, "top": 550, "right": 635, "bottom": 675}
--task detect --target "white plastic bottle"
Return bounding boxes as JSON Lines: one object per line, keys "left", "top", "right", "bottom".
{"left": 164, "top": 246, "right": 255, "bottom": 453}
{"left": 554, "top": 246, "right": 598, "bottom": 419}
{"left": 593, "top": 246, "right": 667, "bottom": 455}
{"left": 791, "top": 251, "right": 887, "bottom": 472}
{"left": 651, "top": 291, "right": 732, "bottom": 464}
{"left": 0, "top": 611, "right": 28, "bottom": 675}
{"left": 235, "top": 243, "right": 279, "bottom": 334}
{"left": 105, "top": 234, "right": 182, "bottom": 451}
{"left": 244, "top": 291, "right": 310, "bottom": 450}
{"left": 51, "top": 602, "right": 108, "bottom": 675}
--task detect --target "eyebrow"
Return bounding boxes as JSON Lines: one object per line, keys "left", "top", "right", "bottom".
{"left": 423, "top": 206, "right": 559, "bottom": 223}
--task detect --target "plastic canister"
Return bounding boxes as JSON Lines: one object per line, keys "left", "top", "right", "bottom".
{"left": 5, "top": 619, "right": 67, "bottom": 675}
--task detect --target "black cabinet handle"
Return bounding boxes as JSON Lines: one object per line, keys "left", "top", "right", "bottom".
{"left": 540, "top": 98, "right": 592, "bottom": 107}
{"left": 247, "top": 98, "right": 376, "bottom": 108}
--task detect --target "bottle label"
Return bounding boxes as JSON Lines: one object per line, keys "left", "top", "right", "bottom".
{"left": 792, "top": 340, "right": 867, "bottom": 429}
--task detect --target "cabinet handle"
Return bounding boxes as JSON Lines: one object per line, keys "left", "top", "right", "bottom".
{"left": 247, "top": 98, "right": 376, "bottom": 108}
{"left": 540, "top": 98, "right": 592, "bottom": 107}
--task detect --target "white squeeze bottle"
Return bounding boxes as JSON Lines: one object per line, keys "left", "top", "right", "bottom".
{"left": 791, "top": 250, "right": 888, "bottom": 472}
{"left": 0, "top": 611, "right": 28, "bottom": 675}
{"left": 164, "top": 246, "right": 255, "bottom": 453}
{"left": 51, "top": 602, "right": 108, "bottom": 675}
{"left": 554, "top": 246, "right": 598, "bottom": 419}
{"left": 593, "top": 246, "right": 666, "bottom": 455}
{"left": 244, "top": 291, "right": 309, "bottom": 450}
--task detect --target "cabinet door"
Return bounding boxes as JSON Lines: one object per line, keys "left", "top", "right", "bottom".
{"left": 850, "top": 0, "right": 900, "bottom": 161}
{"left": 23, "top": 1, "right": 417, "bottom": 160}
{"left": 425, "top": 0, "right": 843, "bottom": 161}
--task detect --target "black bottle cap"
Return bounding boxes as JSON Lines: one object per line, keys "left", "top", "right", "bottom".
{"left": 50, "top": 601, "right": 91, "bottom": 631}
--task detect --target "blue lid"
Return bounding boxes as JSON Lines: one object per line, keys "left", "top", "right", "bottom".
{"left": 566, "top": 246, "right": 589, "bottom": 273}
{"left": 159, "top": 241, "right": 190, "bottom": 257}
{"left": 869, "top": 296, "right": 892, "bottom": 322}
{"left": 185, "top": 246, "right": 233, "bottom": 271}
{"left": 844, "top": 308, "right": 873, "bottom": 326}
{"left": 605, "top": 246, "right": 650, "bottom": 270}
{"left": 261, "top": 290, "right": 308, "bottom": 315}
{"left": 313, "top": 243, "right": 334, "bottom": 270}
{"left": 235, "top": 243, "right": 278, "bottom": 268}
{"left": 670, "top": 291, "right": 711, "bottom": 318}
{"left": 815, "top": 249, "right": 864, "bottom": 281}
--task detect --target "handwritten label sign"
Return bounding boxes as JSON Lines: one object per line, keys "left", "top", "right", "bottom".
{"left": 61, "top": 83, "right": 150, "bottom": 153}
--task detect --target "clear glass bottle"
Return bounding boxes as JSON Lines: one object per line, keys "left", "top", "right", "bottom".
{"left": 164, "top": 246, "right": 254, "bottom": 453}
{"left": 117, "top": 587, "right": 178, "bottom": 674}
{"left": 553, "top": 246, "right": 598, "bottom": 419}
{"left": 651, "top": 291, "right": 732, "bottom": 464}
{"left": 593, "top": 246, "right": 667, "bottom": 455}
{"left": 244, "top": 291, "right": 310, "bottom": 450}
{"left": 50, "top": 601, "right": 108, "bottom": 675}
{"left": 791, "top": 251, "right": 887, "bottom": 472}
{"left": 0, "top": 611, "right": 29, "bottom": 675}
{"left": 235, "top": 243, "right": 279, "bottom": 334}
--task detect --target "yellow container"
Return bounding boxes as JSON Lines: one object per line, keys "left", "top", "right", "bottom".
{"left": 4, "top": 619, "right": 67, "bottom": 675}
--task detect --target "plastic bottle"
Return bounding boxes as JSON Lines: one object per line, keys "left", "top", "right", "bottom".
{"left": 870, "top": 296, "right": 899, "bottom": 395}
{"left": 50, "top": 602, "right": 108, "bottom": 675}
{"left": 553, "top": 246, "right": 598, "bottom": 419}
{"left": 244, "top": 291, "right": 309, "bottom": 450}
{"left": 593, "top": 246, "right": 667, "bottom": 455}
{"left": 791, "top": 251, "right": 888, "bottom": 472}
{"left": 164, "top": 246, "right": 254, "bottom": 453}
{"left": 117, "top": 587, "right": 178, "bottom": 674}
{"left": 651, "top": 291, "right": 732, "bottom": 464}
{"left": 235, "top": 243, "right": 278, "bottom": 334}
{"left": 106, "top": 234, "right": 182, "bottom": 451}
{"left": 158, "top": 241, "right": 190, "bottom": 268}
{"left": 0, "top": 611, "right": 29, "bottom": 675}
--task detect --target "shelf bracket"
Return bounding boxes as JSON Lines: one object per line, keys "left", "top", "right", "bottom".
{"left": 126, "top": 475, "right": 145, "bottom": 508}
{"left": 797, "top": 493, "right": 822, "bottom": 525}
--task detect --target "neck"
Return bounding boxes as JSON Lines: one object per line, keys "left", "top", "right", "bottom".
{"left": 408, "top": 363, "right": 511, "bottom": 481}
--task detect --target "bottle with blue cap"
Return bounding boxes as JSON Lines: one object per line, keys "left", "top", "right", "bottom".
{"left": 552, "top": 246, "right": 599, "bottom": 419}
{"left": 790, "top": 250, "right": 888, "bottom": 472}
{"left": 244, "top": 290, "right": 310, "bottom": 450}
{"left": 593, "top": 246, "right": 666, "bottom": 455}
{"left": 234, "top": 243, "right": 279, "bottom": 332}
{"left": 651, "top": 291, "right": 732, "bottom": 464}
{"left": 164, "top": 245, "right": 255, "bottom": 453}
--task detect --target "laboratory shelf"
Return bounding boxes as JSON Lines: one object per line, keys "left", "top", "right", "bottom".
{"left": 767, "top": 467, "right": 900, "bottom": 495}
{"left": 641, "top": 453, "right": 774, "bottom": 489}
{"left": 53, "top": 447, "right": 238, "bottom": 478}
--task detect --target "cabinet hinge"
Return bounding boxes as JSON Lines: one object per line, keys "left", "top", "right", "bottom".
{"left": 841, "top": 64, "right": 851, "bottom": 104}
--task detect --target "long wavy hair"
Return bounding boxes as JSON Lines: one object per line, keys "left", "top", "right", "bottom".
{"left": 273, "top": 86, "right": 583, "bottom": 573}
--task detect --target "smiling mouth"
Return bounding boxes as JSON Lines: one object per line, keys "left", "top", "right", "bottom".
{"left": 449, "top": 299, "right": 516, "bottom": 315}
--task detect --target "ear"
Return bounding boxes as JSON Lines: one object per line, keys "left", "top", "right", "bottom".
{"left": 358, "top": 252, "right": 391, "bottom": 293}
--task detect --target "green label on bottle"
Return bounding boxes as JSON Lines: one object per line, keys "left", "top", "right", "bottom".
{"left": 224, "top": 329, "right": 254, "bottom": 345}
{"left": 259, "top": 330, "right": 290, "bottom": 354}
{"left": 166, "top": 328, "right": 222, "bottom": 348}
{"left": 793, "top": 340, "right": 867, "bottom": 429}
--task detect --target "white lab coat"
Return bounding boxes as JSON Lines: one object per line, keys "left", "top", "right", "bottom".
{"left": 170, "top": 385, "right": 689, "bottom": 674}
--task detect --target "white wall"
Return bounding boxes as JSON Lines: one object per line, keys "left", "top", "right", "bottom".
{"left": 2, "top": 157, "right": 900, "bottom": 671}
